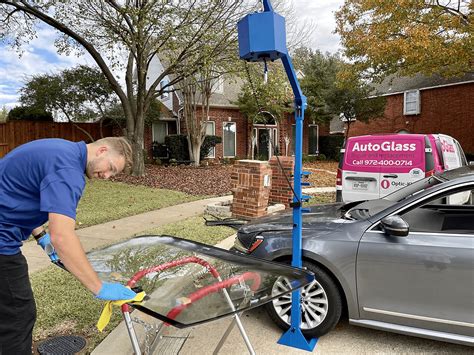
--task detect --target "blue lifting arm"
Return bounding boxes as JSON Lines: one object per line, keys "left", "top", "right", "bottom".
{"left": 262, "top": 0, "right": 273, "bottom": 12}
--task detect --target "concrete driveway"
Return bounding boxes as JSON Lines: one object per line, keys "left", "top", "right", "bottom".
{"left": 176, "top": 306, "right": 471, "bottom": 354}
{"left": 92, "top": 234, "right": 472, "bottom": 355}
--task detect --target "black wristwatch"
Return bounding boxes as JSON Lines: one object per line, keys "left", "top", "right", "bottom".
{"left": 33, "top": 230, "right": 47, "bottom": 241}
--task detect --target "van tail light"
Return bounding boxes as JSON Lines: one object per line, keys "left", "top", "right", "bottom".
{"left": 425, "top": 169, "right": 435, "bottom": 177}
{"left": 336, "top": 168, "right": 342, "bottom": 186}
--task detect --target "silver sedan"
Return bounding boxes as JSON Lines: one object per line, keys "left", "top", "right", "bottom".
{"left": 233, "top": 166, "right": 474, "bottom": 346}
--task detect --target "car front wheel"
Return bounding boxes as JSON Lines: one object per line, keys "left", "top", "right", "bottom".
{"left": 265, "top": 261, "right": 342, "bottom": 338}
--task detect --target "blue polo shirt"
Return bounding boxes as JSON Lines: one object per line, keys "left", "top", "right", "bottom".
{"left": 0, "top": 139, "right": 87, "bottom": 255}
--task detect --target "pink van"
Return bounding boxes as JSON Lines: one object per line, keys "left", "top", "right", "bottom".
{"left": 336, "top": 134, "right": 467, "bottom": 202}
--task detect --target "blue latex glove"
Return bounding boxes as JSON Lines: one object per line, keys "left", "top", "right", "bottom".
{"left": 36, "top": 232, "right": 60, "bottom": 263}
{"left": 96, "top": 282, "right": 137, "bottom": 301}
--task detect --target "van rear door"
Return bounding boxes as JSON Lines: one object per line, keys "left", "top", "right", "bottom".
{"left": 377, "top": 136, "right": 427, "bottom": 198}
{"left": 341, "top": 135, "right": 426, "bottom": 202}
{"left": 341, "top": 136, "right": 381, "bottom": 202}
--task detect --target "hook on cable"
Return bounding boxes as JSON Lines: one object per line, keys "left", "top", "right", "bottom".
{"left": 263, "top": 58, "right": 268, "bottom": 85}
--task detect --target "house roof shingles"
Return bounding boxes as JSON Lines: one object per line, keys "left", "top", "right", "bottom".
{"left": 373, "top": 72, "right": 474, "bottom": 96}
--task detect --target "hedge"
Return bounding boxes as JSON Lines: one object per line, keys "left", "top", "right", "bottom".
{"left": 318, "top": 135, "right": 345, "bottom": 161}
{"left": 164, "top": 134, "right": 222, "bottom": 162}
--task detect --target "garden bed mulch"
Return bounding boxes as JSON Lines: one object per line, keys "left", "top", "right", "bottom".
{"left": 112, "top": 164, "right": 234, "bottom": 196}
{"left": 112, "top": 161, "right": 338, "bottom": 196}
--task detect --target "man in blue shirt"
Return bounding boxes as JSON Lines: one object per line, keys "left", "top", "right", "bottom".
{"left": 0, "top": 137, "right": 137, "bottom": 354}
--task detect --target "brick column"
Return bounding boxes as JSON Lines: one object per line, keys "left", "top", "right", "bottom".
{"left": 269, "top": 156, "right": 294, "bottom": 208}
{"left": 231, "top": 160, "right": 272, "bottom": 219}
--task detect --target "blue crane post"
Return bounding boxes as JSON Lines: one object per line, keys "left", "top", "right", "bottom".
{"left": 237, "top": 0, "right": 317, "bottom": 351}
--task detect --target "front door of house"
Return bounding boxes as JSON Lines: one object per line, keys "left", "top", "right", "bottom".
{"left": 256, "top": 128, "right": 270, "bottom": 160}
{"left": 253, "top": 126, "right": 278, "bottom": 161}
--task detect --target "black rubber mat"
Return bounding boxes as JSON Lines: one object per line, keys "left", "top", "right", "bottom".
{"left": 37, "top": 335, "right": 86, "bottom": 354}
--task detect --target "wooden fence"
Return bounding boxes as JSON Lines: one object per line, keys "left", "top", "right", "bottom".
{"left": 0, "top": 121, "right": 114, "bottom": 158}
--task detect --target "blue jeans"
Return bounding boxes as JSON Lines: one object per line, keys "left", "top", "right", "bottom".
{"left": 0, "top": 253, "right": 36, "bottom": 355}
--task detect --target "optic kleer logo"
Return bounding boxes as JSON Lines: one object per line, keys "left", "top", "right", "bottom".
{"left": 352, "top": 141, "right": 417, "bottom": 152}
{"left": 381, "top": 179, "right": 390, "bottom": 189}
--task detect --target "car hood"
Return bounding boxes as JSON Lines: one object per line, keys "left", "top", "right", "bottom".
{"left": 238, "top": 203, "right": 345, "bottom": 235}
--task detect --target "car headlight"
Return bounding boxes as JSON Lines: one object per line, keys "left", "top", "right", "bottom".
{"left": 233, "top": 234, "right": 264, "bottom": 254}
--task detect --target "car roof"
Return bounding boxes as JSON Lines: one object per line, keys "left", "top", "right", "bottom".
{"left": 438, "top": 165, "right": 474, "bottom": 181}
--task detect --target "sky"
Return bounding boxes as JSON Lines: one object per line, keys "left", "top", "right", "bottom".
{"left": 0, "top": 0, "right": 345, "bottom": 110}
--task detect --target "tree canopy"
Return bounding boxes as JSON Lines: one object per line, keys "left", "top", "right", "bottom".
{"left": 0, "top": 0, "right": 250, "bottom": 175}
{"left": 0, "top": 106, "right": 7, "bottom": 122}
{"left": 7, "top": 106, "right": 53, "bottom": 121}
{"left": 237, "top": 61, "right": 293, "bottom": 122}
{"left": 335, "top": 0, "right": 473, "bottom": 81}
{"left": 20, "top": 65, "right": 117, "bottom": 123}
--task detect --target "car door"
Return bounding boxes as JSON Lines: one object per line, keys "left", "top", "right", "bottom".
{"left": 356, "top": 184, "right": 474, "bottom": 337}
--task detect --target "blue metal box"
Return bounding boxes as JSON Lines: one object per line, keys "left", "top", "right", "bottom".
{"left": 237, "top": 11, "right": 287, "bottom": 62}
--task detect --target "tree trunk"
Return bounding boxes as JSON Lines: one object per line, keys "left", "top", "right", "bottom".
{"left": 345, "top": 122, "right": 352, "bottom": 139}
{"left": 189, "top": 136, "right": 202, "bottom": 166}
{"left": 131, "top": 136, "right": 145, "bottom": 176}
{"left": 131, "top": 110, "right": 145, "bottom": 176}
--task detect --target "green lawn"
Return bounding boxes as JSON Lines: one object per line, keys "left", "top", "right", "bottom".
{"left": 32, "top": 215, "right": 236, "bottom": 352}
{"left": 76, "top": 180, "right": 201, "bottom": 228}
{"left": 306, "top": 192, "right": 336, "bottom": 205}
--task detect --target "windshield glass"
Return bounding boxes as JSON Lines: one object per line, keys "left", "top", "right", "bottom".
{"left": 87, "top": 235, "right": 314, "bottom": 328}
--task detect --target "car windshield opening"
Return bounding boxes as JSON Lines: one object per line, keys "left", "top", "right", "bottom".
{"left": 343, "top": 175, "right": 447, "bottom": 220}
{"left": 383, "top": 175, "right": 445, "bottom": 202}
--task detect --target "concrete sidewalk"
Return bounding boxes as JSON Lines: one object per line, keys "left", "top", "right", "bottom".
{"left": 23, "top": 195, "right": 231, "bottom": 274}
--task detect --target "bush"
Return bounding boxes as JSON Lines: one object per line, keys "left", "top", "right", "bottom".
{"left": 302, "top": 154, "right": 327, "bottom": 163}
{"left": 165, "top": 135, "right": 190, "bottom": 161}
{"left": 200, "top": 135, "right": 222, "bottom": 160}
{"left": 7, "top": 106, "right": 53, "bottom": 121}
{"left": 319, "top": 135, "right": 345, "bottom": 161}
{"left": 165, "top": 134, "right": 223, "bottom": 163}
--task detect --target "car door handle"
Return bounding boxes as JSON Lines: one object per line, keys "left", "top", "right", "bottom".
{"left": 383, "top": 174, "right": 398, "bottom": 178}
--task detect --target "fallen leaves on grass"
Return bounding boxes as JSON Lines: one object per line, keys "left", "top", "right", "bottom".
{"left": 112, "top": 165, "right": 233, "bottom": 196}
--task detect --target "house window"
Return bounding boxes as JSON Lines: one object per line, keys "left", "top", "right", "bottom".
{"left": 404, "top": 90, "right": 420, "bottom": 115}
{"left": 152, "top": 121, "right": 167, "bottom": 144}
{"left": 272, "top": 128, "right": 278, "bottom": 155}
{"left": 160, "top": 79, "right": 169, "bottom": 100}
{"left": 223, "top": 122, "right": 236, "bottom": 158}
{"left": 290, "top": 124, "right": 296, "bottom": 156}
{"left": 204, "top": 121, "right": 215, "bottom": 158}
{"left": 211, "top": 76, "right": 224, "bottom": 94}
{"left": 308, "top": 124, "right": 319, "bottom": 155}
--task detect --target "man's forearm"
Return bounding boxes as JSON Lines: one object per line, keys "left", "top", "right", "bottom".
{"left": 52, "top": 231, "right": 102, "bottom": 295}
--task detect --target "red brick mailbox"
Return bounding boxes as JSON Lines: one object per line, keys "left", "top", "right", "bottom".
{"left": 231, "top": 160, "right": 272, "bottom": 219}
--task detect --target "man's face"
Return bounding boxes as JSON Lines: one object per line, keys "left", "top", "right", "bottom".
{"left": 86, "top": 146, "right": 126, "bottom": 180}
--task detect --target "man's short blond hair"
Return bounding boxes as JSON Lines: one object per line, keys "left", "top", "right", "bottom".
{"left": 95, "top": 137, "right": 133, "bottom": 173}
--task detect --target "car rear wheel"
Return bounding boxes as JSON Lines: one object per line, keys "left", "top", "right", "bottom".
{"left": 265, "top": 261, "right": 342, "bottom": 338}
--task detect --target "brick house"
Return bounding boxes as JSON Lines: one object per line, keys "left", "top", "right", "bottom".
{"left": 345, "top": 73, "right": 474, "bottom": 154}
{"left": 143, "top": 57, "right": 328, "bottom": 162}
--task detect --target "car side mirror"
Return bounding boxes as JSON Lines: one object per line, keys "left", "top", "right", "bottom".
{"left": 380, "top": 215, "right": 409, "bottom": 237}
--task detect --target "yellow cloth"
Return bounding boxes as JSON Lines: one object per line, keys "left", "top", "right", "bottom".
{"left": 97, "top": 291, "right": 146, "bottom": 332}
